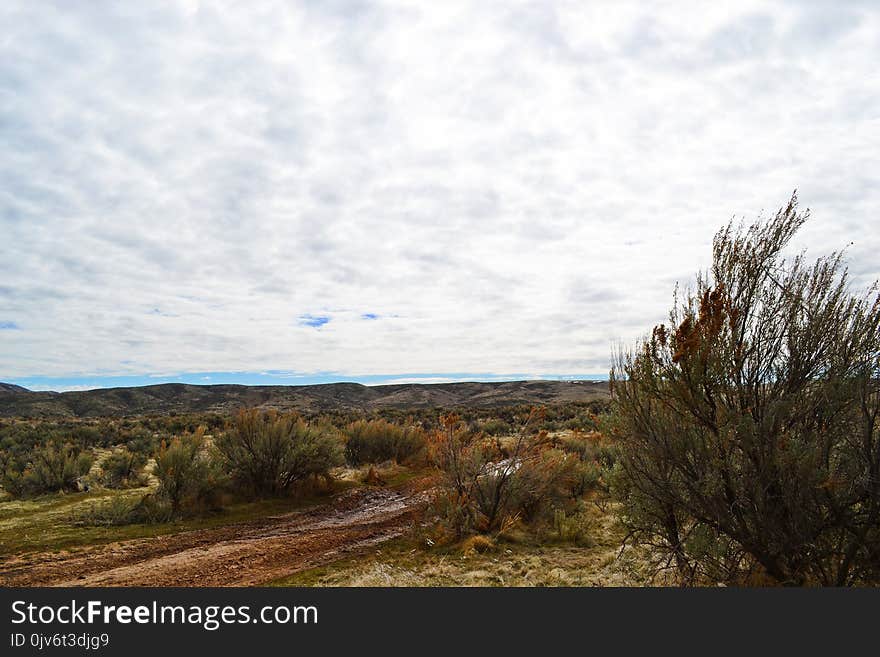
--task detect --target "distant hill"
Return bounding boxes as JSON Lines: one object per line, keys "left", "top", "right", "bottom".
{"left": 0, "top": 380, "right": 610, "bottom": 418}
{"left": 0, "top": 383, "right": 29, "bottom": 394}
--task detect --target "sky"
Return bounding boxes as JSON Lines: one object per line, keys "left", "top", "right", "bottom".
{"left": 2, "top": 1, "right": 879, "bottom": 392}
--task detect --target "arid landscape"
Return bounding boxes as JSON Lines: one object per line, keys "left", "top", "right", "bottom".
{"left": 2, "top": 3, "right": 879, "bottom": 597}
{"left": 0, "top": 459, "right": 643, "bottom": 588}
{"left": 0, "top": 383, "right": 636, "bottom": 588}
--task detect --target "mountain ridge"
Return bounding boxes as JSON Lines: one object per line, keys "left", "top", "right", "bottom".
{"left": 0, "top": 383, "right": 29, "bottom": 394}
{"left": 0, "top": 380, "right": 610, "bottom": 418}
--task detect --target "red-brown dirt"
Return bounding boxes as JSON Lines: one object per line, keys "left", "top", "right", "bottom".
{"left": 0, "top": 488, "right": 428, "bottom": 587}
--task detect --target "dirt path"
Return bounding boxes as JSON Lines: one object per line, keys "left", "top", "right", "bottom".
{"left": 0, "top": 488, "right": 427, "bottom": 587}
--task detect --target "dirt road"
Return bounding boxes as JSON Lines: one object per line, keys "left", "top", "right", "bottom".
{"left": 0, "top": 488, "right": 427, "bottom": 587}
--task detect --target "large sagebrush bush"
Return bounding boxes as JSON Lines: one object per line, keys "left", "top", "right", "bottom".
{"left": 100, "top": 447, "right": 148, "bottom": 489}
{"left": 611, "top": 193, "right": 880, "bottom": 585}
{"left": 0, "top": 441, "right": 92, "bottom": 497}
{"left": 153, "top": 428, "right": 224, "bottom": 515}
{"left": 215, "top": 409, "right": 343, "bottom": 498}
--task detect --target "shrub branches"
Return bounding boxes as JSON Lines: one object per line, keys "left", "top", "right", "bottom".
{"left": 215, "top": 409, "right": 343, "bottom": 498}
{"left": 153, "top": 427, "right": 223, "bottom": 515}
{"left": 429, "top": 409, "right": 575, "bottom": 537}
{"left": 611, "top": 193, "right": 880, "bottom": 585}
{"left": 0, "top": 441, "right": 92, "bottom": 497}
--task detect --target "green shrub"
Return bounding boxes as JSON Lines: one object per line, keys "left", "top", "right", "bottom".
{"left": 153, "top": 428, "right": 224, "bottom": 515}
{"left": 0, "top": 441, "right": 92, "bottom": 497}
{"left": 479, "top": 418, "right": 512, "bottom": 436}
{"left": 612, "top": 194, "right": 880, "bottom": 586}
{"left": 123, "top": 428, "right": 159, "bottom": 457}
{"left": 130, "top": 493, "right": 174, "bottom": 524}
{"left": 215, "top": 409, "right": 343, "bottom": 498}
{"left": 502, "top": 447, "right": 578, "bottom": 522}
{"left": 74, "top": 496, "right": 142, "bottom": 527}
{"left": 100, "top": 448, "right": 148, "bottom": 489}
{"left": 0, "top": 451, "right": 26, "bottom": 496}
{"left": 549, "top": 506, "right": 593, "bottom": 546}
{"left": 343, "top": 419, "right": 425, "bottom": 465}
{"left": 564, "top": 460, "right": 602, "bottom": 499}
{"left": 555, "top": 431, "right": 618, "bottom": 498}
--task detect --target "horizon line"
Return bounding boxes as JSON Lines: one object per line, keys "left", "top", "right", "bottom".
{"left": 2, "top": 371, "right": 610, "bottom": 393}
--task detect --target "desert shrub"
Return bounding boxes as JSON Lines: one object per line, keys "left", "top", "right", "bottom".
{"left": 548, "top": 506, "right": 593, "bottom": 546}
{"left": 556, "top": 432, "right": 597, "bottom": 460}
{"left": 0, "top": 451, "right": 26, "bottom": 495}
{"left": 562, "top": 417, "right": 588, "bottom": 431}
{"left": 75, "top": 493, "right": 175, "bottom": 526}
{"left": 564, "top": 459, "right": 603, "bottom": 499}
{"left": 311, "top": 402, "right": 611, "bottom": 439}
{"left": 100, "top": 448, "right": 148, "bottom": 489}
{"left": 460, "top": 534, "right": 496, "bottom": 554}
{"left": 503, "top": 447, "right": 578, "bottom": 521}
{"left": 429, "top": 410, "right": 574, "bottom": 537}
{"left": 361, "top": 466, "right": 386, "bottom": 486}
{"left": 0, "top": 441, "right": 92, "bottom": 497}
{"left": 153, "top": 428, "right": 224, "bottom": 515}
{"left": 74, "top": 496, "right": 142, "bottom": 527}
{"left": 215, "top": 409, "right": 343, "bottom": 498}
{"left": 556, "top": 431, "right": 618, "bottom": 498}
{"left": 129, "top": 493, "right": 175, "bottom": 524}
{"left": 343, "top": 419, "right": 426, "bottom": 465}
{"left": 479, "top": 418, "right": 512, "bottom": 436}
{"left": 611, "top": 193, "right": 880, "bottom": 586}
{"left": 123, "top": 428, "right": 159, "bottom": 457}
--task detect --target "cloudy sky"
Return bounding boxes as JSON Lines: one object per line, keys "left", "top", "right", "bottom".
{"left": 2, "top": 1, "right": 879, "bottom": 391}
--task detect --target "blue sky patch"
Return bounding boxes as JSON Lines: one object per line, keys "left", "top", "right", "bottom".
{"left": 299, "top": 314, "right": 331, "bottom": 328}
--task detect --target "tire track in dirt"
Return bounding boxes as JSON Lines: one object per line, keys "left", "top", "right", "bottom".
{"left": 0, "top": 488, "right": 428, "bottom": 587}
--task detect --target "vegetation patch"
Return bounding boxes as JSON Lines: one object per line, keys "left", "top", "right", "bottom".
{"left": 269, "top": 501, "right": 645, "bottom": 587}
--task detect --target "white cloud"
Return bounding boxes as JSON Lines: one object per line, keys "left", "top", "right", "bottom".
{"left": 24, "top": 383, "right": 100, "bottom": 393}
{"left": 379, "top": 377, "right": 472, "bottom": 386}
{"left": 1, "top": 1, "right": 878, "bottom": 379}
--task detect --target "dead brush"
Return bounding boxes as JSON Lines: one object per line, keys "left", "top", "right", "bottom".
{"left": 428, "top": 409, "right": 575, "bottom": 539}
{"left": 460, "top": 534, "right": 496, "bottom": 554}
{"left": 362, "top": 466, "right": 386, "bottom": 486}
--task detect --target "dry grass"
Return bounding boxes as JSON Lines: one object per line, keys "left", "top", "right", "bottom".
{"left": 271, "top": 500, "right": 656, "bottom": 587}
